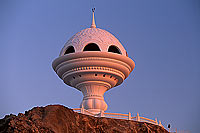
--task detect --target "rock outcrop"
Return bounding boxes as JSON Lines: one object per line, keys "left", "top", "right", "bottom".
{"left": 0, "top": 105, "right": 168, "bottom": 133}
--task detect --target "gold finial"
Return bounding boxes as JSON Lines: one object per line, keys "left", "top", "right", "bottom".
{"left": 91, "top": 8, "right": 96, "bottom": 28}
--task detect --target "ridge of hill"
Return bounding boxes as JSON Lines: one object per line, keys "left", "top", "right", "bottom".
{"left": 0, "top": 105, "right": 168, "bottom": 133}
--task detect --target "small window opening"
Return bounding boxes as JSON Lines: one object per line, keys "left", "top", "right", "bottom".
{"left": 64, "top": 46, "right": 75, "bottom": 55}
{"left": 108, "top": 45, "right": 121, "bottom": 54}
{"left": 95, "top": 74, "right": 97, "bottom": 76}
{"left": 83, "top": 43, "right": 101, "bottom": 51}
{"left": 103, "top": 74, "right": 106, "bottom": 77}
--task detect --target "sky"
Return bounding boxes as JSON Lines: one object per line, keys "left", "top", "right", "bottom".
{"left": 0, "top": 0, "right": 199, "bottom": 132}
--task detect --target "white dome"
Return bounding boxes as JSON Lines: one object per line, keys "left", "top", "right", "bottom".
{"left": 60, "top": 28, "right": 127, "bottom": 56}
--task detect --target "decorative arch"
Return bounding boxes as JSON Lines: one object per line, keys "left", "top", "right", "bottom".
{"left": 64, "top": 46, "right": 75, "bottom": 55}
{"left": 108, "top": 45, "right": 121, "bottom": 54}
{"left": 83, "top": 43, "right": 101, "bottom": 51}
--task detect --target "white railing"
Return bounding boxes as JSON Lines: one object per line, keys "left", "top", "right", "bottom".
{"left": 73, "top": 107, "right": 164, "bottom": 128}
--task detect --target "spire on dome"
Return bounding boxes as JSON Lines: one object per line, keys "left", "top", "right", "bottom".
{"left": 91, "top": 8, "right": 96, "bottom": 28}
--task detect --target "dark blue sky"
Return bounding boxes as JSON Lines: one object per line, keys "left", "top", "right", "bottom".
{"left": 0, "top": 0, "right": 199, "bottom": 132}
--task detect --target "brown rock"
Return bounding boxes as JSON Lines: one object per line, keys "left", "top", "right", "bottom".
{"left": 0, "top": 105, "right": 168, "bottom": 133}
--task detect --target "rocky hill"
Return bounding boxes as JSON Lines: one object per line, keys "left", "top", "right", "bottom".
{"left": 0, "top": 105, "right": 168, "bottom": 133}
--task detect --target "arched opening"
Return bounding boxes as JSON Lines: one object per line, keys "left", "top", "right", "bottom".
{"left": 83, "top": 43, "right": 101, "bottom": 51}
{"left": 108, "top": 45, "right": 121, "bottom": 54}
{"left": 64, "top": 46, "right": 75, "bottom": 55}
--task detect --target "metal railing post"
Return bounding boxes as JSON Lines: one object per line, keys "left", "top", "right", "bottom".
{"left": 128, "top": 112, "right": 131, "bottom": 120}
{"left": 81, "top": 105, "right": 84, "bottom": 114}
{"left": 159, "top": 120, "right": 162, "bottom": 127}
{"left": 99, "top": 110, "right": 104, "bottom": 117}
{"left": 136, "top": 112, "right": 140, "bottom": 121}
{"left": 155, "top": 118, "right": 158, "bottom": 125}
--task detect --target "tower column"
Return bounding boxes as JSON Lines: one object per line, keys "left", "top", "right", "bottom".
{"left": 77, "top": 81, "right": 109, "bottom": 114}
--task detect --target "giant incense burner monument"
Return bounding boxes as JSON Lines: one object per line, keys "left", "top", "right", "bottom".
{"left": 52, "top": 9, "right": 135, "bottom": 115}
{"left": 0, "top": 9, "right": 168, "bottom": 132}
